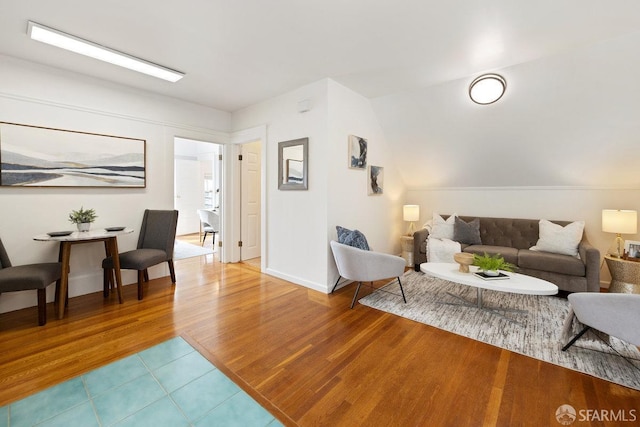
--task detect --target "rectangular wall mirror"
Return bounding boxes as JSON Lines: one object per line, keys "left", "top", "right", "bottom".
{"left": 278, "top": 137, "right": 308, "bottom": 190}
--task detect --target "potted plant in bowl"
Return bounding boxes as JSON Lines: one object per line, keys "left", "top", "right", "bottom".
{"left": 68, "top": 207, "right": 97, "bottom": 232}
{"left": 473, "top": 252, "right": 516, "bottom": 276}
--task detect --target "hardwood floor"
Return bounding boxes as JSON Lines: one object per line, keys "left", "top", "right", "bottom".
{"left": 0, "top": 256, "right": 638, "bottom": 426}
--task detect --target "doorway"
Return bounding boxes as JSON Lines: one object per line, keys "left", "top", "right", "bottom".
{"left": 174, "top": 137, "right": 222, "bottom": 258}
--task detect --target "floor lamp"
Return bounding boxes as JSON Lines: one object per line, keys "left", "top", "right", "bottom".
{"left": 602, "top": 209, "right": 637, "bottom": 258}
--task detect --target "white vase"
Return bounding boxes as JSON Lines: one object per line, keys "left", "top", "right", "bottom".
{"left": 483, "top": 270, "right": 499, "bottom": 276}
{"left": 77, "top": 222, "right": 91, "bottom": 232}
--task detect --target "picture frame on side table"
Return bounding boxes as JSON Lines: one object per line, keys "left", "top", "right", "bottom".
{"left": 624, "top": 240, "right": 640, "bottom": 261}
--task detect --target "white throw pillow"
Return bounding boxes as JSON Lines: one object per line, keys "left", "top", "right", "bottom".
{"left": 429, "top": 213, "right": 457, "bottom": 240}
{"left": 530, "top": 219, "right": 585, "bottom": 257}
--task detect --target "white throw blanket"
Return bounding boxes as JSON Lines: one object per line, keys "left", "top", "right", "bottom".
{"left": 426, "top": 237, "right": 461, "bottom": 263}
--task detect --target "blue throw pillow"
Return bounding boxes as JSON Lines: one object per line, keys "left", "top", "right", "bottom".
{"left": 336, "top": 226, "right": 370, "bottom": 250}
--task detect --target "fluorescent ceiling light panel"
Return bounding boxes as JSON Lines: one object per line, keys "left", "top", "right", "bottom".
{"left": 27, "top": 21, "right": 184, "bottom": 82}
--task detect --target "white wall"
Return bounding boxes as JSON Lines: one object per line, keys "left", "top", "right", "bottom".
{"left": 232, "top": 79, "right": 406, "bottom": 292}
{"left": 326, "top": 80, "right": 405, "bottom": 281}
{"left": 0, "top": 55, "right": 230, "bottom": 313}
{"left": 232, "top": 79, "right": 330, "bottom": 291}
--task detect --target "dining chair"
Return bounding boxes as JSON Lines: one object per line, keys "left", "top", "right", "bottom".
{"left": 102, "top": 210, "right": 179, "bottom": 300}
{"left": 0, "top": 237, "right": 62, "bottom": 325}
{"left": 197, "top": 209, "right": 219, "bottom": 247}
{"left": 330, "top": 240, "right": 407, "bottom": 308}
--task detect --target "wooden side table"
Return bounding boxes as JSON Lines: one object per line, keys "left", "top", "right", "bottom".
{"left": 604, "top": 255, "right": 640, "bottom": 294}
{"left": 401, "top": 235, "right": 414, "bottom": 267}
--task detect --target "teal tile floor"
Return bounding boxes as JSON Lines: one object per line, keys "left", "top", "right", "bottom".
{"left": 0, "top": 337, "right": 283, "bottom": 427}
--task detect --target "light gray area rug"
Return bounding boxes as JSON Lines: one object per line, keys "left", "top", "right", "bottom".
{"left": 174, "top": 241, "right": 215, "bottom": 260}
{"left": 359, "top": 270, "right": 640, "bottom": 391}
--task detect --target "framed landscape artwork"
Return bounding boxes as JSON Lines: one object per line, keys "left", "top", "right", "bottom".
{"left": 0, "top": 122, "right": 146, "bottom": 188}
{"left": 348, "top": 134, "right": 367, "bottom": 169}
{"left": 368, "top": 165, "right": 384, "bottom": 195}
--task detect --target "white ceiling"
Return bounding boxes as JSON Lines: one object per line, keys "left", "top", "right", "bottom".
{"left": 1, "top": 0, "right": 640, "bottom": 112}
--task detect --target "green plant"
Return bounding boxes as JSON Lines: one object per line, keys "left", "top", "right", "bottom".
{"left": 473, "top": 252, "right": 515, "bottom": 272}
{"left": 68, "top": 207, "right": 97, "bottom": 224}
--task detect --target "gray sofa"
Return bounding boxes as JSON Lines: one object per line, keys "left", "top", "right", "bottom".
{"left": 413, "top": 215, "right": 600, "bottom": 293}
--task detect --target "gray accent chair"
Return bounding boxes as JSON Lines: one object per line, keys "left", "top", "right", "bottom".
{"left": 0, "top": 238, "right": 62, "bottom": 325}
{"left": 330, "top": 240, "right": 407, "bottom": 309}
{"left": 197, "top": 209, "right": 219, "bottom": 247}
{"left": 102, "top": 210, "right": 179, "bottom": 300}
{"left": 562, "top": 293, "right": 640, "bottom": 350}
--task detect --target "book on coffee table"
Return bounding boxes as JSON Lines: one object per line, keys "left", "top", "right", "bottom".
{"left": 473, "top": 271, "right": 510, "bottom": 280}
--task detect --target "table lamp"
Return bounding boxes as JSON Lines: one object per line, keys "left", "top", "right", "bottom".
{"left": 403, "top": 205, "right": 420, "bottom": 236}
{"left": 602, "top": 209, "right": 637, "bottom": 258}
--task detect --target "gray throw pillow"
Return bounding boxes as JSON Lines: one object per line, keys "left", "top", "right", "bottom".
{"left": 336, "top": 226, "right": 370, "bottom": 250}
{"left": 453, "top": 217, "right": 482, "bottom": 245}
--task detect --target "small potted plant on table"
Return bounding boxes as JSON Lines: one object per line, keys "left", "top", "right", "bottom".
{"left": 473, "top": 252, "right": 516, "bottom": 276}
{"left": 68, "top": 207, "right": 97, "bottom": 232}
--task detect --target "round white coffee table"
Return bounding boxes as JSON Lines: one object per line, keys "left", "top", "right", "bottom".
{"left": 420, "top": 262, "right": 558, "bottom": 324}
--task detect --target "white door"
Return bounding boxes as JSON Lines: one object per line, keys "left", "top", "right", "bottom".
{"left": 240, "top": 141, "right": 261, "bottom": 260}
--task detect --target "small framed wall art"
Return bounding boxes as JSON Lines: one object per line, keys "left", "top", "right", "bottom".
{"left": 348, "top": 134, "right": 367, "bottom": 169}
{"left": 278, "top": 137, "right": 308, "bottom": 190}
{"left": 368, "top": 165, "right": 384, "bottom": 195}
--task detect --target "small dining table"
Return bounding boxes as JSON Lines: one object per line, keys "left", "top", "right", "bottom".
{"left": 33, "top": 228, "right": 134, "bottom": 319}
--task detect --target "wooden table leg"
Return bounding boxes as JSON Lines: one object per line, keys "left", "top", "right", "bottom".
{"left": 108, "top": 237, "right": 124, "bottom": 304}
{"left": 56, "top": 241, "right": 72, "bottom": 319}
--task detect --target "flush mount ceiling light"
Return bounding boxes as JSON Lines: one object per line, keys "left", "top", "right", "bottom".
{"left": 27, "top": 21, "right": 184, "bottom": 82}
{"left": 468, "top": 73, "right": 506, "bottom": 104}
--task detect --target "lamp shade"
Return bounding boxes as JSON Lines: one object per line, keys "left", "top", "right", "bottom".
{"left": 602, "top": 209, "right": 638, "bottom": 234}
{"left": 403, "top": 205, "right": 420, "bottom": 222}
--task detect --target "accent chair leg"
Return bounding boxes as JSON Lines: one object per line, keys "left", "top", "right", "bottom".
{"left": 168, "top": 260, "right": 176, "bottom": 283}
{"left": 37, "top": 288, "right": 47, "bottom": 326}
{"left": 137, "top": 270, "right": 145, "bottom": 300}
{"left": 562, "top": 326, "right": 591, "bottom": 351}
{"left": 143, "top": 269, "right": 149, "bottom": 282}
{"left": 350, "top": 282, "right": 363, "bottom": 309}
{"left": 331, "top": 276, "right": 342, "bottom": 294}
{"left": 397, "top": 277, "right": 407, "bottom": 303}
{"left": 202, "top": 231, "right": 208, "bottom": 246}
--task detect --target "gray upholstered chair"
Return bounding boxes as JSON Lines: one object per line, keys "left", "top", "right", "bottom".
{"left": 197, "top": 209, "right": 219, "bottom": 247}
{"left": 103, "top": 210, "right": 179, "bottom": 300}
{"left": 0, "top": 238, "right": 62, "bottom": 325}
{"left": 562, "top": 292, "right": 640, "bottom": 351}
{"left": 330, "top": 240, "right": 407, "bottom": 309}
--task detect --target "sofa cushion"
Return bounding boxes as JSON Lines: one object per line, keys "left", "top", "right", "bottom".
{"left": 519, "top": 249, "right": 585, "bottom": 276}
{"left": 430, "top": 213, "right": 457, "bottom": 239}
{"left": 462, "top": 245, "right": 519, "bottom": 266}
{"left": 454, "top": 217, "right": 482, "bottom": 245}
{"left": 530, "top": 219, "right": 584, "bottom": 257}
